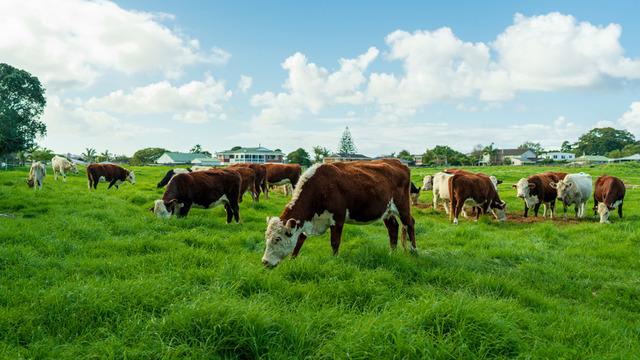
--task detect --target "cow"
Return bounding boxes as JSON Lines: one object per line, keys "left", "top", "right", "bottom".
{"left": 27, "top": 162, "right": 46, "bottom": 190}
{"left": 410, "top": 182, "right": 420, "bottom": 205}
{"left": 424, "top": 170, "right": 501, "bottom": 215}
{"left": 593, "top": 175, "right": 625, "bottom": 224}
{"left": 87, "top": 164, "right": 136, "bottom": 190}
{"left": 51, "top": 155, "right": 78, "bottom": 182}
{"left": 229, "top": 163, "right": 267, "bottom": 201}
{"left": 157, "top": 168, "right": 192, "bottom": 188}
{"left": 448, "top": 172, "right": 507, "bottom": 225}
{"left": 262, "top": 159, "right": 416, "bottom": 267}
{"left": 512, "top": 172, "right": 567, "bottom": 218}
{"left": 152, "top": 169, "right": 241, "bottom": 222}
{"left": 231, "top": 166, "right": 258, "bottom": 202}
{"left": 550, "top": 172, "right": 592, "bottom": 219}
{"left": 264, "top": 163, "right": 302, "bottom": 197}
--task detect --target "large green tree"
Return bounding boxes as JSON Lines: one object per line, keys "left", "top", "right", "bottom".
{"left": 0, "top": 63, "right": 47, "bottom": 155}
{"left": 131, "top": 147, "right": 167, "bottom": 165}
{"left": 573, "top": 127, "right": 636, "bottom": 155}
{"left": 312, "top": 145, "right": 330, "bottom": 163}
{"left": 337, "top": 126, "right": 357, "bottom": 155}
{"left": 286, "top": 148, "right": 312, "bottom": 167}
{"left": 422, "top": 145, "right": 472, "bottom": 166}
{"left": 518, "top": 141, "right": 544, "bottom": 155}
{"left": 397, "top": 149, "right": 414, "bottom": 165}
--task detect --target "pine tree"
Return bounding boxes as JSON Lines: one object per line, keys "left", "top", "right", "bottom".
{"left": 338, "top": 126, "right": 357, "bottom": 155}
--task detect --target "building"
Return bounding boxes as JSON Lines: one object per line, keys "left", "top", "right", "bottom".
{"left": 191, "top": 157, "right": 221, "bottom": 166}
{"left": 573, "top": 154, "right": 610, "bottom": 164}
{"left": 156, "top": 152, "right": 209, "bottom": 165}
{"left": 412, "top": 154, "right": 424, "bottom": 166}
{"left": 481, "top": 149, "right": 537, "bottom": 166}
{"left": 609, "top": 153, "right": 640, "bottom": 163}
{"left": 323, "top": 153, "right": 371, "bottom": 163}
{"left": 216, "top": 146, "right": 284, "bottom": 164}
{"left": 541, "top": 151, "right": 576, "bottom": 162}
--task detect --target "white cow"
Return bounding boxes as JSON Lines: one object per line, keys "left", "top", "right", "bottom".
{"left": 551, "top": 172, "right": 592, "bottom": 219}
{"left": 423, "top": 172, "right": 501, "bottom": 215}
{"left": 27, "top": 162, "right": 46, "bottom": 190}
{"left": 51, "top": 155, "right": 78, "bottom": 182}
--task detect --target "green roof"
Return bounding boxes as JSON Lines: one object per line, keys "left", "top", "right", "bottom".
{"left": 161, "top": 152, "right": 208, "bottom": 162}
{"left": 217, "top": 147, "right": 282, "bottom": 155}
{"left": 575, "top": 155, "right": 610, "bottom": 161}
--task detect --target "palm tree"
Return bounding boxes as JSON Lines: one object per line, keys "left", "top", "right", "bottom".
{"left": 482, "top": 143, "right": 499, "bottom": 165}
{"left": 82, "top": 148, "right": 97, "bottom": 163}
{"left": 100, "top": 150, "right": 111, "bottom": 162}
{"left": 15, "top": 151, "right": 27, "bottom": 166}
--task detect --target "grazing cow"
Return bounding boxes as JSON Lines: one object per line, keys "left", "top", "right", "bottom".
{"left": 264, "top": 163, "right": 302, "bottom": 197}
{"left": 410, "top": 182, "right": 420, "bottom": 205}
{"left": 152, "top": 169, "right": 241, "bottom": 222}
{"left": 157, "top": 168, "right": 192, "bottom": 188}
{"left": 550, "top": 172, "right": 592, "bottom": 219}
{"left": 27, "top": 162, "right": 46, "bottom": 190}
{"left": 231, "top": 166, "right": 258, "bottom": 202}
{"left": 262, "top": 159, "right": 416, "bottom": 267}
{"left": 87, "top": 164, "right": 136, "bottom": 190}
{"left": 512, "top": 172, "right": 567, "bottom": 218}
{"left": 425, "top": 170, "right": 501, "bottom": 214}
{"left": 448, "top": 172, "right": 507, "bottom": 225}
{"left": 593, "top": 175, "right": 625, "bottom": 224}
{"left": 51, "top": 155, "right": 78, "bottom": 182}
{"left": 229, "top": 163, "right": 267, "bottom": 201}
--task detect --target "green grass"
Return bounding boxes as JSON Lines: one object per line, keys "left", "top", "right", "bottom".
{"left": 1, "top": 163, "right": 639, "bottom": 358}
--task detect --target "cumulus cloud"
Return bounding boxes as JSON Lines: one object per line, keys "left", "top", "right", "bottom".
{"left": 251, "top": 47, "right": 379, "bottom": 124}
{"left": 618, "top": 102, "right": 640, "bottom": 136}
{"left": 237, "top": 75, "right": 253, "bottom": 93}
{"left": 0, "top": 0, "right": 230, "bottom": 89}
{"left": 84, "top": 75, "right": 232, "bottom": 124}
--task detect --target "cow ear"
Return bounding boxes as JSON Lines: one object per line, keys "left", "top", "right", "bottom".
{"left": 528, "top": 183, "right": 536, "bottom": 189}
{"left": 549, "top": 182, "right": 557, "bottom": 189}
{"left": 266, "top": 216, "right": 271, "bottom": 224}
{"left": 496, "top": 180, "right": 503, "bottom": 185}
{"left": 511, "top": 184, "right": 517, "bottom": 188}
{"left": 284, "top": 218, "right": 298, "bottom": 236}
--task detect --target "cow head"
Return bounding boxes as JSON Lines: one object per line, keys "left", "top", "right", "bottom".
{"left": 513, "top": 178, "right": 539, "bottom": 208}
{"left": 422, "top": 175, "right": 434, "bottom": 191}
{"left": 262, "top": 217, "right": 301, "bottom": 267}
{"left": 127, "top": 171, "right": 136, "bottom": 184}
{"left": 596, "top": 203, "right": 612, "bottom": 224}
{"left": 70, "top": 162, "right": 79, "bottom": 174}
{"left": 490, "top": 200, "right": 508, "bottom": 221}
{"left": 551, "top": 180, "right": 573, "bottom": 203}
{"left": 152, "top": 199, "right": 183, "bottom": 218}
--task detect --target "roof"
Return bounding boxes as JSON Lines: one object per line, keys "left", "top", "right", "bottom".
{"left": 576, "top": 155, "right": 610, "bottom": 161}
{"left": 611, "top": 153, "right": 640, "bottom": 161}
{"left": 217, "top": 146, "right": 283, "bottom": 155}
{"left": 500, "top": 149, "right": 532, "bottom": 156}
{"left": 326, "top": 153, "right": 370, "bottom": 159}
{"left": 160, "top": 152, "right": 208, "bottom": 162}
{"left": 191, "top": 157, "right": 219, "bottom": 163}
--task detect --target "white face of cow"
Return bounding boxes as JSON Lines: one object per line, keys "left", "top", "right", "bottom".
{"left": 127, "top": 171, "right": 136, "bottom": 184}
{"left": 491, "top": 201, "right": 508, "bottom": 221}
{"left": 513, "top": 178, "right": 539, "bottom": 208}
{"left": 262, "top": 217, "right": 300, "bottom": 267}
{"left": 70, "top": 163, "right": 78, "bottom": 174}
{"left": 553, "top": 180, "right": 574, "bottom": 203}
{"left": 153, "top": 200, "right": 172, "bottom": 218}
{"left": 597, "top": 203, "right": 610, "bottom": 224}
{"left": 422, "top": 175, "right": 433, "bottom": 191}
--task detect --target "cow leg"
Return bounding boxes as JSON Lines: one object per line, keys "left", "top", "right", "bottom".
{"left": 224, "top": 203, "right": 233, "bottom": 223}
{"left": 618, "top": 202, "right": 623, "bottom": 218}
{"left": 384, "top": 216, "right": 399, "bottom": 250}
{"left": 432, "top": 191, "right": 439, "bottom": 211}
{"left": 533, "top": 203, "right": 541, "bottom": 217}
{"left": 107, "top": 179, "right": 117, "bottom": 189}
{"left": 179, "top": 202, "right": 192, "bottom": 218}
{"left": 523, "top": 204, "right": 529, "bottom": 218}
{"left": 450, "top": 197, "right": 459, "bottom": 224}
{"left": 54, "top": 170, "right": 58, "bottom": 181}
{"left": 549, "top": 201, "right": 555, "bottom": 219}
{"left": 61, "top": 170, "right": 66, "bottom": 182}
{"left": 262, "top": 181, "right": 269, "bottom": 200}
{"left": 444, "top": 199, "right": 451, "bottom": 214}
{"left": 593, "top": 194, "right": 599, "bottom": 216}
{"left": 291, "top": 234, "right": 307, "bottom": 258}
{"left": 330, "top": 222, "right": 344, "bottom": 256}
{"left": 232, "top": 201, "right": 240, "bottom": 223}
{"left": 562, "top": 203, "right": 567, "bottom": 220}
{"left": 399, "top": 215, "right": 417, "bottom": 251}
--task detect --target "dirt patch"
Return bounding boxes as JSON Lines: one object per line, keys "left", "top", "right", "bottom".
{"left": 413, "top": 203, "right": 433, "bottom": 210}
{"left": 506, "top": 214, "right": 583, "bottom": 225}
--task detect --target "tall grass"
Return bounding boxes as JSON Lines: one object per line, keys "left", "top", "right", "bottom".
{"left": 0, "top": 163, "right": 639, "bottom": 358}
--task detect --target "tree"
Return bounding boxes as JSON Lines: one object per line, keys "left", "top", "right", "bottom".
{"left": 518, "top": 141, "right": 544, "bottom": 155}
{"left": 286, "top": 148, "right": 311, "bottom": 167}
{"left": 482, "top": 143, "right": 499, "bottom": 165}
{"left": 82, "top": 148, "right": 97, "bottom": 163}
{"left": 130, "top": 147, "right": 167, "bottom": 165}
{"left": 560, "top": 140, "right": 573, "bottom": 153}
{"left": 608, "top": 143, "right": 640, "bottom": 158}
{"left": 0, "top": 63, "right": 47, "bottom": 155}
{"left": 231, "top": 146, "right": 242, "bottom": 151}
{"left": 337, "top": 126, "right": 357, "bottom": 155}
{"left": 573, "top": 127, "right": 636, "bottom": 155}
{"left": 422, "top": 145, "right": 472, "bottom": 166}
{"left": 98, "top": 149, "right": 111, "bottom": 163}
{"left": 31, "top": 147, "right": 54, "bottom": 162}
{"left": 397, "top": 149, "right": 414, "bottom": 165}
{"left": 190, "top": 144, "right": 203, "bottom": 153}
{"left": 312, "top": 146, "right": 330, "bottom": 163}
{"left": 112, "top": 154, "right": 131, "bottom": 164}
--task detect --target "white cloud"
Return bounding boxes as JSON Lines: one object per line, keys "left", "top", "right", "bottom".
{"left": 251, "top": 47, "right": 379, "bottom": 124}
{"left": 84, "top": 75, "right": 232, "bottom": 124}
{"left": 0, "top": 0, "right": 230, "bottom": 89}
{"left": 237, "top": 75, "right": 253, "bottom": 93}
{"left": 618, "top": 102, "right": 640, "bottom": 136}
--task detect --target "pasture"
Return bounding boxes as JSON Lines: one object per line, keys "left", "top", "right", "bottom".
{"left": 0, "top": 164, "right": 639, "bottom": 358}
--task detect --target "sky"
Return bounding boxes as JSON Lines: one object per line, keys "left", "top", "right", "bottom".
{"left": 2, "top": 0, "right": 640, "bottom": 156}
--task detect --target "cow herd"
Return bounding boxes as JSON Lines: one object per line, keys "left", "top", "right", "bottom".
{"left": 23, "top": 156, "right": 628, "bottom": 267}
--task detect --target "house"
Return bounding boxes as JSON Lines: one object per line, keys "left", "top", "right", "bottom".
{"left": 481, "top": 149, "right": 537, "bottom": 166}
{"left": 191, "top": 157, "right": 221, "bottom": 166}
{"left": 323, "top": 153, "right": 371, "bottom": 163}
{"left": 412, "top": 154, "right": 424, "bottom": 166}
{"left": 541, "top": 151, "right": 575, "bottom": 162}
{"left": 156, "top": 152, "right": 208, "bottom": 165}
{"left": 609, "top": 153, "right": 640, "bottom": 163}
{"left": 216, "top": 146, "right": 284, "bottom": 164}
{"left": 573, "top": 154, "right": 610, "bottom": 165}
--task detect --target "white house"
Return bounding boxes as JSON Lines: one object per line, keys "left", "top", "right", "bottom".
{"left": 541, "top": 152, "right": 575, "bottom": 162}
{"left": 156, "top": 152, "right": 209, "bottom": 165}
{"left": 216, "top": 146, "right": 284, "bottom": 164}
{"left": 481, "top": 148, "right": 537, "bottom": 166}
{"left": 609, "top": 154, "right": 640, "bottom": 163}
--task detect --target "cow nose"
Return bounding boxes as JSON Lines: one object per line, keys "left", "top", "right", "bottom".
{"left": 262, "top": 259, "right": 271, "bottom": 267}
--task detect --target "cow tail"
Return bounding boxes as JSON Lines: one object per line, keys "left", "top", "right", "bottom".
{"left": 448, "top": 175, "right": 455, "bottom": 221}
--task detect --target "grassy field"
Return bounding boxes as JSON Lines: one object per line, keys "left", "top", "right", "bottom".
{"left": 1, "top": 163, "right": 639, "bottom": 359}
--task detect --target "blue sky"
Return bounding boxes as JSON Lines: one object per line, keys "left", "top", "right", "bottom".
{"left": 2, "top": 0, "right": 640, "bottom": 156}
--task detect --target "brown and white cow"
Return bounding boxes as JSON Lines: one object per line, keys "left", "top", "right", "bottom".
{"left": 27, "top": 162, "right": 46, "bottom": 190}
{"left": 229, "top": 163, "right": 267, "bottom": 201}
{"left": 262, "top": 159, "right": 416, "bottom": 267}
{"left": 448, "top": 172, "right": 507, "bottom": 225}
{"left": 86, "top": 164, "right": 136, "bottom": 190}
{"left": 264, "top": 163, "right": 302, "bottom": 197}
{"left": 230, "top": 166, "right": 258, "bottom": 202}
{"left": 152, "top": 169, "right": 241, "bottom": 222}
{"left": 51, "top": 155, "right": 78, "bottom": 182}
{"left": 593, "top": 175, "right": 625, "bottom": 224}
{"left": 512, "top": 172, "right": 567, "bottom": 218}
